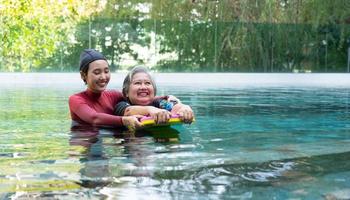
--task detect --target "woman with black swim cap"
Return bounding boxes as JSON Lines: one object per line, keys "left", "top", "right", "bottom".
{"left": 68, "top": 49, "right": 143, "bottom": 129}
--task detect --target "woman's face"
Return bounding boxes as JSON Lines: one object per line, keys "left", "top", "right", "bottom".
{"left": 82, "top": 60, "right": 110, "bottom": 93}
{"left": 127, "top": 72, "right": 155, "bottom": 105}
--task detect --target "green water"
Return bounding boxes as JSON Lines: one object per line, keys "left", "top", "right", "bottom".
{"left": 1, "top": 73, "right": 350, "bottom": 199}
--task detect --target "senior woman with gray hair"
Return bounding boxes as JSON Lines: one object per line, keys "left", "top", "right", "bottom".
{"left": 114, "top": 66, "right": 194, "bottom": 124}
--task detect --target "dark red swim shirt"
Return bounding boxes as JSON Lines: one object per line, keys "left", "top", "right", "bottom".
{"left": 69, "top": 89, "right": 124, "bottom": 127}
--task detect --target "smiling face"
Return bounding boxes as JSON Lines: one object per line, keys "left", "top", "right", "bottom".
{"left": 127, "top": 72, "right": 155, "bottom": 105}
{"left": 81, "top": 59, "right": 110, "bottom": 93}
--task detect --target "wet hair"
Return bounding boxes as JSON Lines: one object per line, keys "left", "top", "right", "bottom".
{"left": 122, "top": 66, "right": 157, "bottom": 98}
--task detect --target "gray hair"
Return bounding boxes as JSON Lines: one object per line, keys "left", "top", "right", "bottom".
{"left": 122, "top": 66, "right": 157, "bottom": 98}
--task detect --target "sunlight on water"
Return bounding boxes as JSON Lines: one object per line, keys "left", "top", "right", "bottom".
{"left": 1, "top": 73, "right": 350, "bottom": 199}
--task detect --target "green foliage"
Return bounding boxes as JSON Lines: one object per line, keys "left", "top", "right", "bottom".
{"left": 43, "top": 0, "right": 151, "bottom": 71}
{"left": 149, "top": 0, "right": 350, "bottom": 72}
{"left": 1, "top": 0, "right": 350, "bottom": 72}
{"left": 0, "top": 0, "right": 103, "bottom": 71}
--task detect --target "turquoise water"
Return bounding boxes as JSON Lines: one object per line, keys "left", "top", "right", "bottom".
{"left": 1, "top": 73, "right": 350, "bottom": 199}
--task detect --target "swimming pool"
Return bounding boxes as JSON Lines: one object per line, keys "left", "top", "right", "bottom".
{"left": 1, "top": 73, "right": 350, "bottom": 199}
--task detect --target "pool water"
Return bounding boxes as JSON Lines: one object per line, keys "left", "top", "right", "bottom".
{"left": 1, "top": 73, "right": 350, "bottom": 199}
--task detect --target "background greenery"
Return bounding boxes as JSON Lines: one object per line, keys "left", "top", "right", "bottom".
{"left": 1, "top": 0, "right": 350, "bottom": 72}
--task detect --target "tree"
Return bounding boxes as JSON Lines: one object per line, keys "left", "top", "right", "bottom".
{"left": 0, "top": 0, "right": 103, "bottom": 71}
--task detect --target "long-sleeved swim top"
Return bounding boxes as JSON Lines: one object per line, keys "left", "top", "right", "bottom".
{"left": 69, "top": 89, "right": 125, "bottom": 127}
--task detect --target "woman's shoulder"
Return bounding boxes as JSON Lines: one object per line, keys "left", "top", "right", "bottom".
{"left": 68, "top": 91, "right": 88, "bottom": 107}
{"left": 69, "top": 91, "right": 86, "bottom": 100}
{"left": 104, "top": 89, "right": 123, "bottom": 96}
{"left": 103, "top": 90, "right": 125, "bottom": 102}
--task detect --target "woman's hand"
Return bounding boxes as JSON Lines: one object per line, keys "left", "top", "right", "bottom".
{"left": 122, "top": 115, "right": 143, "bottom": 131}
{"left": 172, "top": 104, "right": 194, "bottom": 124}
{"left": 147, "top": 107, "right": 171, "bottom": 124}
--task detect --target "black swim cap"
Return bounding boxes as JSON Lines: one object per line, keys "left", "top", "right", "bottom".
{"left": 79, "top": 49, "right": 106, "bottom": 71}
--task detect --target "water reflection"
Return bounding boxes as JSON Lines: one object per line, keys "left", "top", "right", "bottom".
{"left": 69, "top": 125, "right": 180, "bottom": 192}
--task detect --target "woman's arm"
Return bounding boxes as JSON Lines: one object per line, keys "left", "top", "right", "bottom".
{"left": 69, "top": 96, "right": 142, "bottom": 128}
{"left": 114, "top": 95, "right": 193, "bottom": 124}
{"left": 125, "top": 105, "right": 171, "bottom": 124}
{"left": 115, "top": 101, "right": 171, "bottom": 124}
{"left": 154, "top": 95, "right": 194, "bottom": 123}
